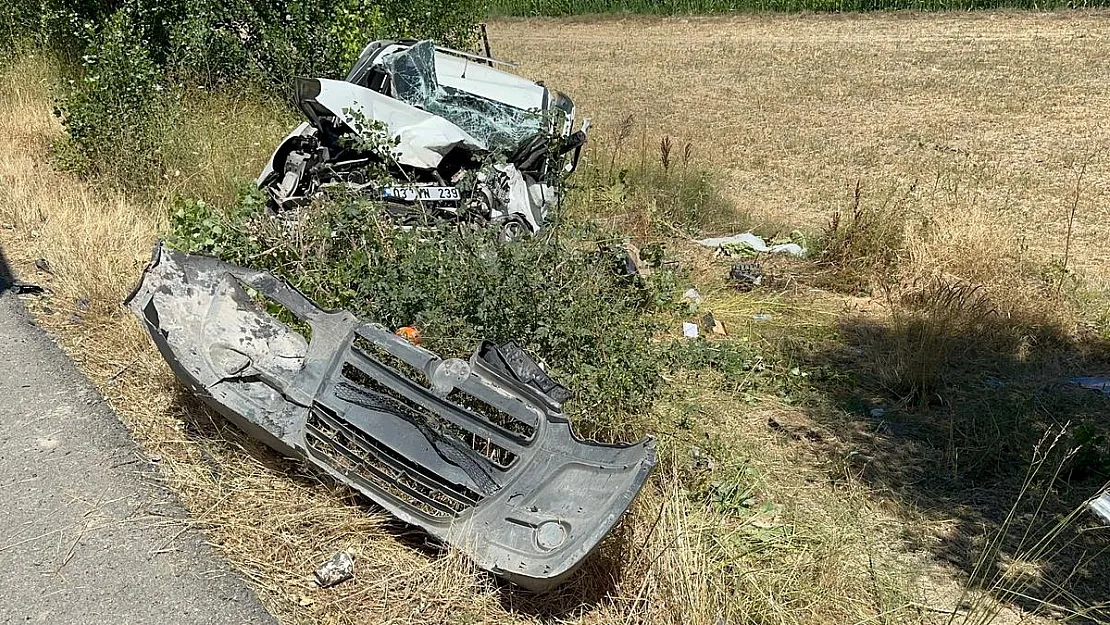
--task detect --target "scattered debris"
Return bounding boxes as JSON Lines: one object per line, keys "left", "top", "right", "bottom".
{"left": 689, "top": 446, "right": 714, "bottom": 470}
{"left": 982, "top": 376, "right": 1005, "bottom": 390}
{"left": 729, "top": 261, "right": 763, "bottom": 290}
{"left": 622, "top": 242, "right": 652, "bottom": 277}
{"left": 751, "top": 313, "right": 772, "bottom": 322}
{"left": 682, "top": 288, "right": 703, "bottom": 308}
{"left": 257, "top": 40, "right": 589, "bottom": 239}
{"left": 1089, "top": 490, "right": 1110, "bottom": 524}
{"left": 682, "top": 322, "right": 699, "bottom": 339}
{"left": 696, "top": 233, "right": 805, "bottom": 258}
{"left": 34, "top": 258, "right": 53, "bottom": 274}
{"left": 869, "top": 408, "right": 887, "bottom": 418}
{"left": 702, "top": 312, "right": 726, "bottom": 336}
{"left": 314, "top": 550, "right": 355, "bottom": 588}
{"left": 125, "top": 243, "right": 656, "bottom": 591}
{"left": 394, "top": 325, "right": 422, "bottom": 345}
{"left": 767, "top": 417, "right": 823, "bottom": 443}
{"left": 1069, "top": 376, "right": 1110, "bottom": 397}
{"left": 9, "top": 281, "right": 47, "bottom": 296}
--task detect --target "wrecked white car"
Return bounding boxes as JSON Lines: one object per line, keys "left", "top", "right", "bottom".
{"left": 257, "top": 40, "right": 589, "bottom": 239}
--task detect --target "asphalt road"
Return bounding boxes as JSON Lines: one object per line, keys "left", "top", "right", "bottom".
{"left": 0, "top": 291, "right": 276, "bottom": 625}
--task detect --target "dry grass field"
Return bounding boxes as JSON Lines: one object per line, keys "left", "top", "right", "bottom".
{"left": 493, "top": 12, "right": 1110, "bottom": 278}
{"left": 2, "top": 11, "right": 1109, "bottom": 625}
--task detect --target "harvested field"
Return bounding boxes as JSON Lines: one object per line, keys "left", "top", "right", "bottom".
{"left": 493, "top": 12, "right": 1110, "bottom": 277}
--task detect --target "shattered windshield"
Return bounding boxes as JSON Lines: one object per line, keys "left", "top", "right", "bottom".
{"left": 382, "top": 41, "right": 543, "bottom": 153}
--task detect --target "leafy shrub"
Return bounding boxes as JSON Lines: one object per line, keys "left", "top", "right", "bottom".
{"left": 169, "top": 0, "right": 483, "bottom": 86}
{"left": 20, "top": 0, "right": 484, "bottom": 80}
{"left": 169, "top": 189, "right": 671, "bottom": 438}
{"left": 2, "top": 0, "right": 96, "bottom": 58}
{"left": 55, "top": 8, "right": 172, "bottom": 186}
{"left": 166, "top": 0, "right": 389, "bottom": 87}
{"left": 43, "top": 0, "right": 485, "bottom": 189}
{"left": 1068, "top": 422, "right": 1110, "bottom": 481}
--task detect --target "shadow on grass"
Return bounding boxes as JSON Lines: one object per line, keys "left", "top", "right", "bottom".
{"left": 0, "top": 244, "right": 14, "bottom": 293}
{"left": 795, "top": 310, "right": 1110, "bottom": 621}
{"left": 494, "top": 521, "right": 629, "bottom": 618}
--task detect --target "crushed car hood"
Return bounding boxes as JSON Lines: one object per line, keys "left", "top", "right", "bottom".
{"left": 298, "top": 77, "right": 487, "bottom": 169}
{"left": 124, "top": 243, "right": 657, "bottom": 591}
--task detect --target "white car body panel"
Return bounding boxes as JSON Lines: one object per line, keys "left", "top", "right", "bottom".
{"left": 315, "top": 78, "right": 486, "bottom": 169}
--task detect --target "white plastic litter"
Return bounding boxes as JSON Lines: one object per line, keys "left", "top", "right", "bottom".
{"left": 696, "top": 233, "right": 806, "bottom": 258}
{"left": 314, "top": 550, "right": 355, "bottom": 588}
{"left": 682, "top": 322, "right": 699, "bottom": 339}
{"left": 1069, "top": 376, "right": 1110, "bottom": 397}
{"left": 1090, "top": 490, "right": 1110, "bottom": 524}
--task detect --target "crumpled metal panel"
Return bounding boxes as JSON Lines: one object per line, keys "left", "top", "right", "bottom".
{"left": 306, "top": 76, "right": 487, "bottom": 170}
{"left": 125, "top": 243, "right": 656, "bottom": 590}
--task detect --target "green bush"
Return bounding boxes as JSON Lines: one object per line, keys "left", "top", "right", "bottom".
{"left": 166, "top": 0, "right": 484, "bottom": 86}
{"left": 169, "top": 190, "right": 672, "bottom": 438}
{"left": 40, "top": 0, "right": 486, "bottom": 189}
{"left": 55, "top": 9, "right": 172, "bottom": 186}
{"left": 16, "top": 0, "right": 484, "bottom": 80}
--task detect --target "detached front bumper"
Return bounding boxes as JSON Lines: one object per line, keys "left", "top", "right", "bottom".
{"left": 125, "top": 244, "right": 656, "bottom": 590}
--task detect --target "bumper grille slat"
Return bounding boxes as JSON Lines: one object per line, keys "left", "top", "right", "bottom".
{"left": 346, "top": 347, "right": 529, "bottom": 452}
{"left": 307, "top": 408, "right": 481, "bottom": 518}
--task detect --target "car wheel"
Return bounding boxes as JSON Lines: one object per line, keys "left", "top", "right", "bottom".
{"left": 497, "top": 219, "right": 529, "bottom": 243}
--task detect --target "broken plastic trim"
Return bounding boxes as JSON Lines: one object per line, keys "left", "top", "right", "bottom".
{"left": 124, "top": 243, "right": 656, "bottom": 591}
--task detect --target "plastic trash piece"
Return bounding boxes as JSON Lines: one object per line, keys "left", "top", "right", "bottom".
{"left": 730, "top": 261, "right": 764, "bottom": 290}
{"left": 696, "top": 233, "right": 806, "bottom": 258}
{"left": 395, "top": 326, "right": 422, "bottom": 345}
{"left": 1090, "top": 490, "right": 1110, "bottom": 524}
{"left": 314, "top": 550, "right": 355, "bottom": 588}
{"left": 702, "top": 312, "right": 726, "bottom": 336}
{"left": 682, "top": 322, "right": 699, "bottom": 338}
{"left": 1070, "top": 376, "right": 1110, "bottom": 397}
{"left": 10, "top": 281, "right": 47, "bottom": 296}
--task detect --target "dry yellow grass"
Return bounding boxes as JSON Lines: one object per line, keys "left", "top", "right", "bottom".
{"left": 1, "top": 12, "right": 1103, "bottom": 623}
{"left": 492, "top": 12, "right": 1110, "bottom": 283}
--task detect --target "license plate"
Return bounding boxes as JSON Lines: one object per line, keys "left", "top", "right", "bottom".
{"left": 381, "top": 186, "right": 460, "bottom": 202}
